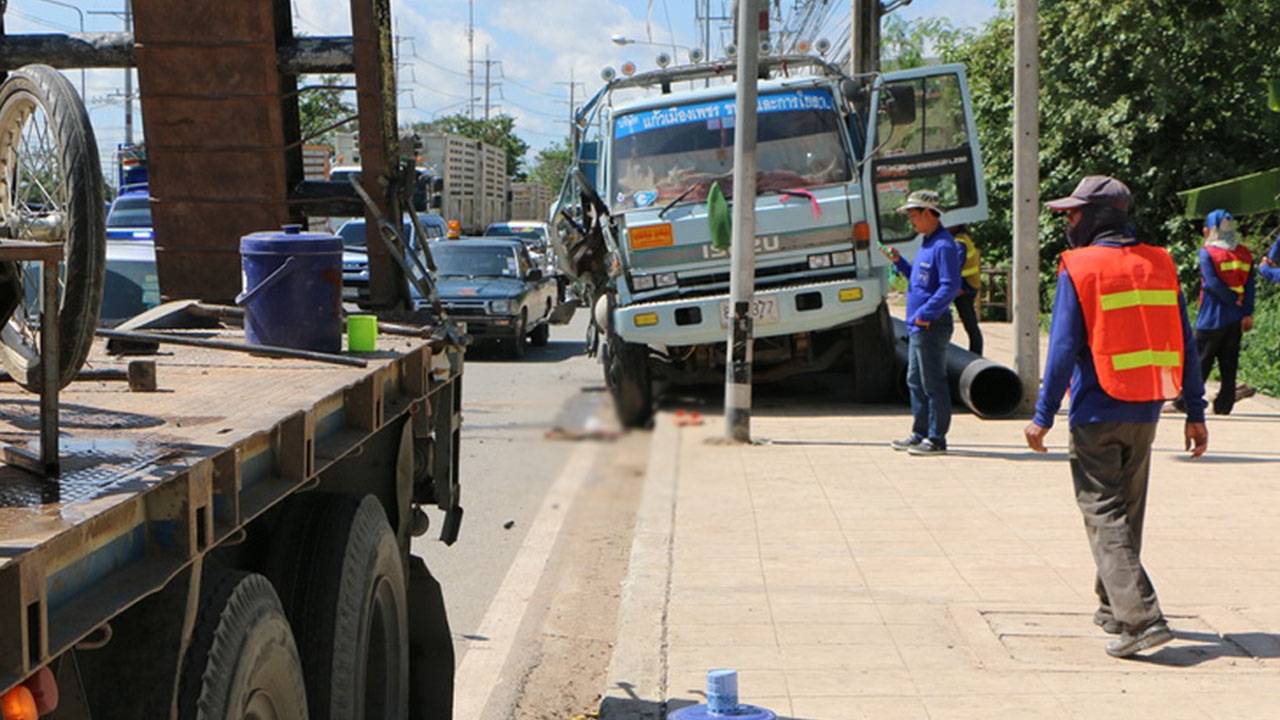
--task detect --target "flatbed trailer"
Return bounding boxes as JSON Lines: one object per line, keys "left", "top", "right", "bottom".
{"left": 0, "top": 326, "right": 462, "bottom": 718}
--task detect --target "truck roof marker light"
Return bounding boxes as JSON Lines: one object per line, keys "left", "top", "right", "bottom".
{"left": 854, "top": 222, "right": 871, "bottom": 242}
{"left": 1, "top": 685, "right": 38, "bottom": 720}
{"left": 655, "top": 52, "right": 672, "bottom": 69}
{"left": 839, "top": 287, "right": 864, "bottom": 302}
{"left": 725, "top": 44, "right": 737, "bottom": 59}
{"left": 635, "top": 312, "right": 659, "bottom": 327}
{"left": 815, "top": 38, "right": 831, "bottom": 55}
{"left": 622, "top": 61, "right": 637, "bottom": 76}
{"left": 795, "top": 40, "right": 811, "bottom": 53}
{"left": 601, "top": 66, "right": 617, "bottom": 82}
{"left": 689, "top": 48, "right": 705, "bottom": 64}
{"left": 759, "top": 41, "right": 772, "bottom": 56}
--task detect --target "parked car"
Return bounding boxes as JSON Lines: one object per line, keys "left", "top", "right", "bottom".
{"left": 106, "top": 188, "right": 154, "bottom": 241}
{"left": 483, "top": 220, "right": 554, "bottom": 270}
{"left": 100, "top": 239, "right": 159, "bottom": 326}
{"left": 420, "top": 237, "right": 558, "bottom": 358}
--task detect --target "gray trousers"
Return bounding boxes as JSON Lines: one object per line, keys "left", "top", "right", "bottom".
{"left": 1069, "top": 421, "right": 1164, "bottom": 633}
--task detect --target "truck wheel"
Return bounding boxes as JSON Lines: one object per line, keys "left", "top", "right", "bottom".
{"left": 530, "top": 320, "right": 550, "bottom": 347}
{"left": 0, "top": 64, "right": 105, "bottom": 391}
{"left": 506, "top": 312, "right": 527, "bottom": 359}
{"left": 604, "top": 332, "right": 652, "bottom": 427}
{"left": 265, "top": 494, "right": 409, "bottom": 720}
{"left": 850, "top": 301, "right": 896, "bottom": 403}
{"left": 178, "top": 569, "right": 309, "bottom": 720}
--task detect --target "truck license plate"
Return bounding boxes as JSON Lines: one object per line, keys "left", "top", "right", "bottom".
{"left": 720, "top": 294, "right": 780, "bottom": 327}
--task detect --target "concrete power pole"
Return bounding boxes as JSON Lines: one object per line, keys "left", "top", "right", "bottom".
{"left": 1011, "top": 0, "right": 1041, "bottom": 412}
{"left": 851, "top": 0, "right": 879, "bottom": 75}
{"left": 725, "top": 0, "right": 761, "bottom": 443}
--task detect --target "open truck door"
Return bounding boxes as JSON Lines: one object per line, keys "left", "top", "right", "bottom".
{"left": 861, "top": 64, "right": 988, "bottom": 250}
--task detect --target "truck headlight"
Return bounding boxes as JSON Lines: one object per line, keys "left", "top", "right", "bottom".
{"left": 632, "top": 275, "right": 656, "bottom": 291}
{"left": 488, "top": 299, "right": 516, "bottom": 314}
{"left": 655, "top": 272, "right": 678, "bottom": 287}
{"left": 807, "top": 253, "right": 832, "bottom": 269}
{"left": 831, "top": 250, "right": 854, "bottom": 266}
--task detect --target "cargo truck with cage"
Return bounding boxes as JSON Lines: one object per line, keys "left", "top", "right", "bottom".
{"left": 0, "top": 3, "right": 465, "bottom": 719}
{"left": 552, "top": 54, "right": 990, "bottom": 427}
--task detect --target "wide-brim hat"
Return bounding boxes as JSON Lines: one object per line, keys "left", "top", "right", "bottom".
{"left": 897, "top": 189, "right": 942, "bottom": 215}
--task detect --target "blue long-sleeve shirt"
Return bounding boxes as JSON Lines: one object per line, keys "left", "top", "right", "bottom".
{"left": 892, "top": 225, "right": 960, "bottom": 333}
{"left": 1195, "top": 246, "right": 1255, "bottom": 330}
{"left": 1259, "top": 239, "right": 1280, "bottom": 283}
{"left": 1033, "top": 241, "right": 1207, "bottom": 429}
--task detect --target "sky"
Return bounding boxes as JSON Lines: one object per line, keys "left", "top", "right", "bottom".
{"left": 7, "top": 0, "right": 999, "bottom": 178}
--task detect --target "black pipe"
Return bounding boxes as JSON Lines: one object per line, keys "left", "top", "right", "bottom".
{"left": 891, "top": 318, "right": 1023, "bottom": 419}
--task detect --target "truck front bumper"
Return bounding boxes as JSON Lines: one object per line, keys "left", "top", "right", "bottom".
{"left": 614, "top": 277, "right": 884, "bottom": 346}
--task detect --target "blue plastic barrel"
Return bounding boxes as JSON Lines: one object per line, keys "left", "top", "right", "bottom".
{"left": 237, "top": 224, "right": 344, "bottom": 352}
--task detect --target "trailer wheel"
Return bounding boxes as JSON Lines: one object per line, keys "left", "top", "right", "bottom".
{"left": 178, "top": 569, "right": 309, "bottom": 720}
{"left": 0, "top": 64, "right": 105, "bottom": 391}
{"left": 604, "top": 331, "right": 652, "bottom": 428}
{"left": 529, "top": 320, "right": 550, "bottom": 346}
{"left": 850, "top": 301, "right": 896, "bottom": 403}
{"left": 265, "top": 494, "right": 409, "bottom": 720}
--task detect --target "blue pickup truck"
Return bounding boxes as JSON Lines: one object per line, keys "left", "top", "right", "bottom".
{"left": 418, "top": 237, "right": 558, "bottom": 359}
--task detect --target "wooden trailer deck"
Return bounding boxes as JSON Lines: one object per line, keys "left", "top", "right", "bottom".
{"left": 0, "top": 331, "right": 462, "bottom": 690}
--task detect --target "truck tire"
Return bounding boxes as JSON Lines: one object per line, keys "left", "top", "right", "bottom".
{"left": 0, "top": 64, "right": 105, "bottom": 392}
{"left": 506, "top": 312, "right": 527, "bottom": 359}
{"left": 178, "top": 569, "right": 309, "bottom": 720}
{"left": 604, "top": 332, "right": 653, "bottom": 428}
{"left": 530, "top": 320, "right": 550, "bottom": 347}
{"left": 850, "top": 301, "right": 896, "bottom": 403}
{"left": 265, "top": 494, "right": 409, "bottom": 720}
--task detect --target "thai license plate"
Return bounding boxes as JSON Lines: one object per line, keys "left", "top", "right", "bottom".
{"left": 719, "top": 294, "right": 780, "bottom": 328}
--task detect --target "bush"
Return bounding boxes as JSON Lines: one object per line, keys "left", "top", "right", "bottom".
{"left": 1240, "top": 281, "right": 1280, "bottom": 397}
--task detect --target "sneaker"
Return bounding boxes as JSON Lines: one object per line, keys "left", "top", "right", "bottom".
{"left": 907, "top": 438, "right": 947, "bottom": 456}
{"left": 1093, "top": 614, "right": 1122, "bottom": 635}
{"left": 890, "top": 434, "right": 923, "bottom": 451}
{"left": 1235, "top": 383, "right": 1257, "bottom": 402}
{"left": 1105, "top": 621, "right": 1173, "bottom": 658}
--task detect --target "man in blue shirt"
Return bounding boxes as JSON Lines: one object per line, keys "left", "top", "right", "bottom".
{"left": 1024, "top": 175, "right": 1208, "bottom": 659}
{"left": 1258, "top": 234, "right": 1280, "bottom": 283}
{"left": 880, "top": 189, "right": 961, "bottom": 456}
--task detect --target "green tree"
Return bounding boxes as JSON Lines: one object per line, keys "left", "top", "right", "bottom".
{"left": 297, "top": 75, "right": 356, "bottom": 146}
{"left": 409, "top": 114, "right": 530, "bottom": 179}
{"left": 941, "top": 1, "right": 1280, "bottom": 300}
{"left": 527, "top": 139, "right": 572, "bottom": 191}
{"left": 880, "top": 13, "right": 969, "bottom": 72}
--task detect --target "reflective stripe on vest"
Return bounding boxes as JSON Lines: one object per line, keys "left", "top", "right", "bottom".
{"left": 1060, "top": 243, "right": 1184, "bottom": 402}
{"left": 1205, "top": 244, "right": 1253, "bottom": 297}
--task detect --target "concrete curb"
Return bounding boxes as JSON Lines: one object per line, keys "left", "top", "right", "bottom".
{"left": 599, "top": 413, "right": 679, "bottom": 720}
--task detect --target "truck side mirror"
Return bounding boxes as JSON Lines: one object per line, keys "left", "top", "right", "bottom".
{"left": 885, "top": 85, "right": 917, "bottom": 126}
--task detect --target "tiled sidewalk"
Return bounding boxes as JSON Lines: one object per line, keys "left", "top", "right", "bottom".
{"left": 602, "top": 320, "right": 1280, "bottom": 720}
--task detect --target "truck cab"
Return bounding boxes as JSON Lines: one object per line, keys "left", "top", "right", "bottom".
{"left": 553, "top": 56, "right": 987, "bottom": 426}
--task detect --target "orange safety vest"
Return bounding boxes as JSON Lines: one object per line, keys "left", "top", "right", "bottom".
{"left": 1203, "top": 244, "right": 1253, "bottom": 297}
{"left": 1059, "top": 243, "right": 1184, "bottom": 402}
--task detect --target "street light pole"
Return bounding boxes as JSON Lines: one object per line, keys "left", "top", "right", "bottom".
{"left": 32, "top": 0, "right": 85, "bottom": 98}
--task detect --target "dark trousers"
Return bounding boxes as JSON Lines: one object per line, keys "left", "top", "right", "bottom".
{"left": 1069, "top": 421, "right": 1163, "bottom": 634}
{"left": 1195, "top": 322, "right": 1242, "bottom": 415}
{"left": 906, "top": 313, "right": 953, "bottom": 444}
{"left": 953, "top": 291, "right": 983, "bottom": 355}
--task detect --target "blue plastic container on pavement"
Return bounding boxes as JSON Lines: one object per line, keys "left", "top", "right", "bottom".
{"left": 668, "top": 669, "right": 776, "bottom": 720}
{"left": 237, "top": 224, "right": 344, "bottom": 353}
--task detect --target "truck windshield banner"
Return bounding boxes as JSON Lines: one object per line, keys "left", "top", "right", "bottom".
{"left": 614, "top": 89, "right": 835, "bottom": 140}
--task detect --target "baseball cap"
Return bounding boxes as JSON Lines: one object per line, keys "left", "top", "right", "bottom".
{"left": 1045, "top": 175, "right": 1132, "bottom": 213}
{"left": 897, "top": 189, "right": 942, "bottom": 215}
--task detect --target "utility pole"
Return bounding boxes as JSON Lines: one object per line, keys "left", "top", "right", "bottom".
{"left": 555, "top": 70, "right": 583, "bottom": 157}
{"left": 1012, "top": 0, "right": 1041, "bottom": 412}
{"left": 725, "top": 0, "right": 762, "bottom": 443}
{"left": 470, "top": 54, "right": 502, "bottom": 121}
{"left": 89, "top": 0, "right": 135, "bottom": 144}
{"left": 851, "top": 0, "right": 878, "bottom": 75}
{"left": 467, "top": 0, "right": 475, "bottom": 119}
